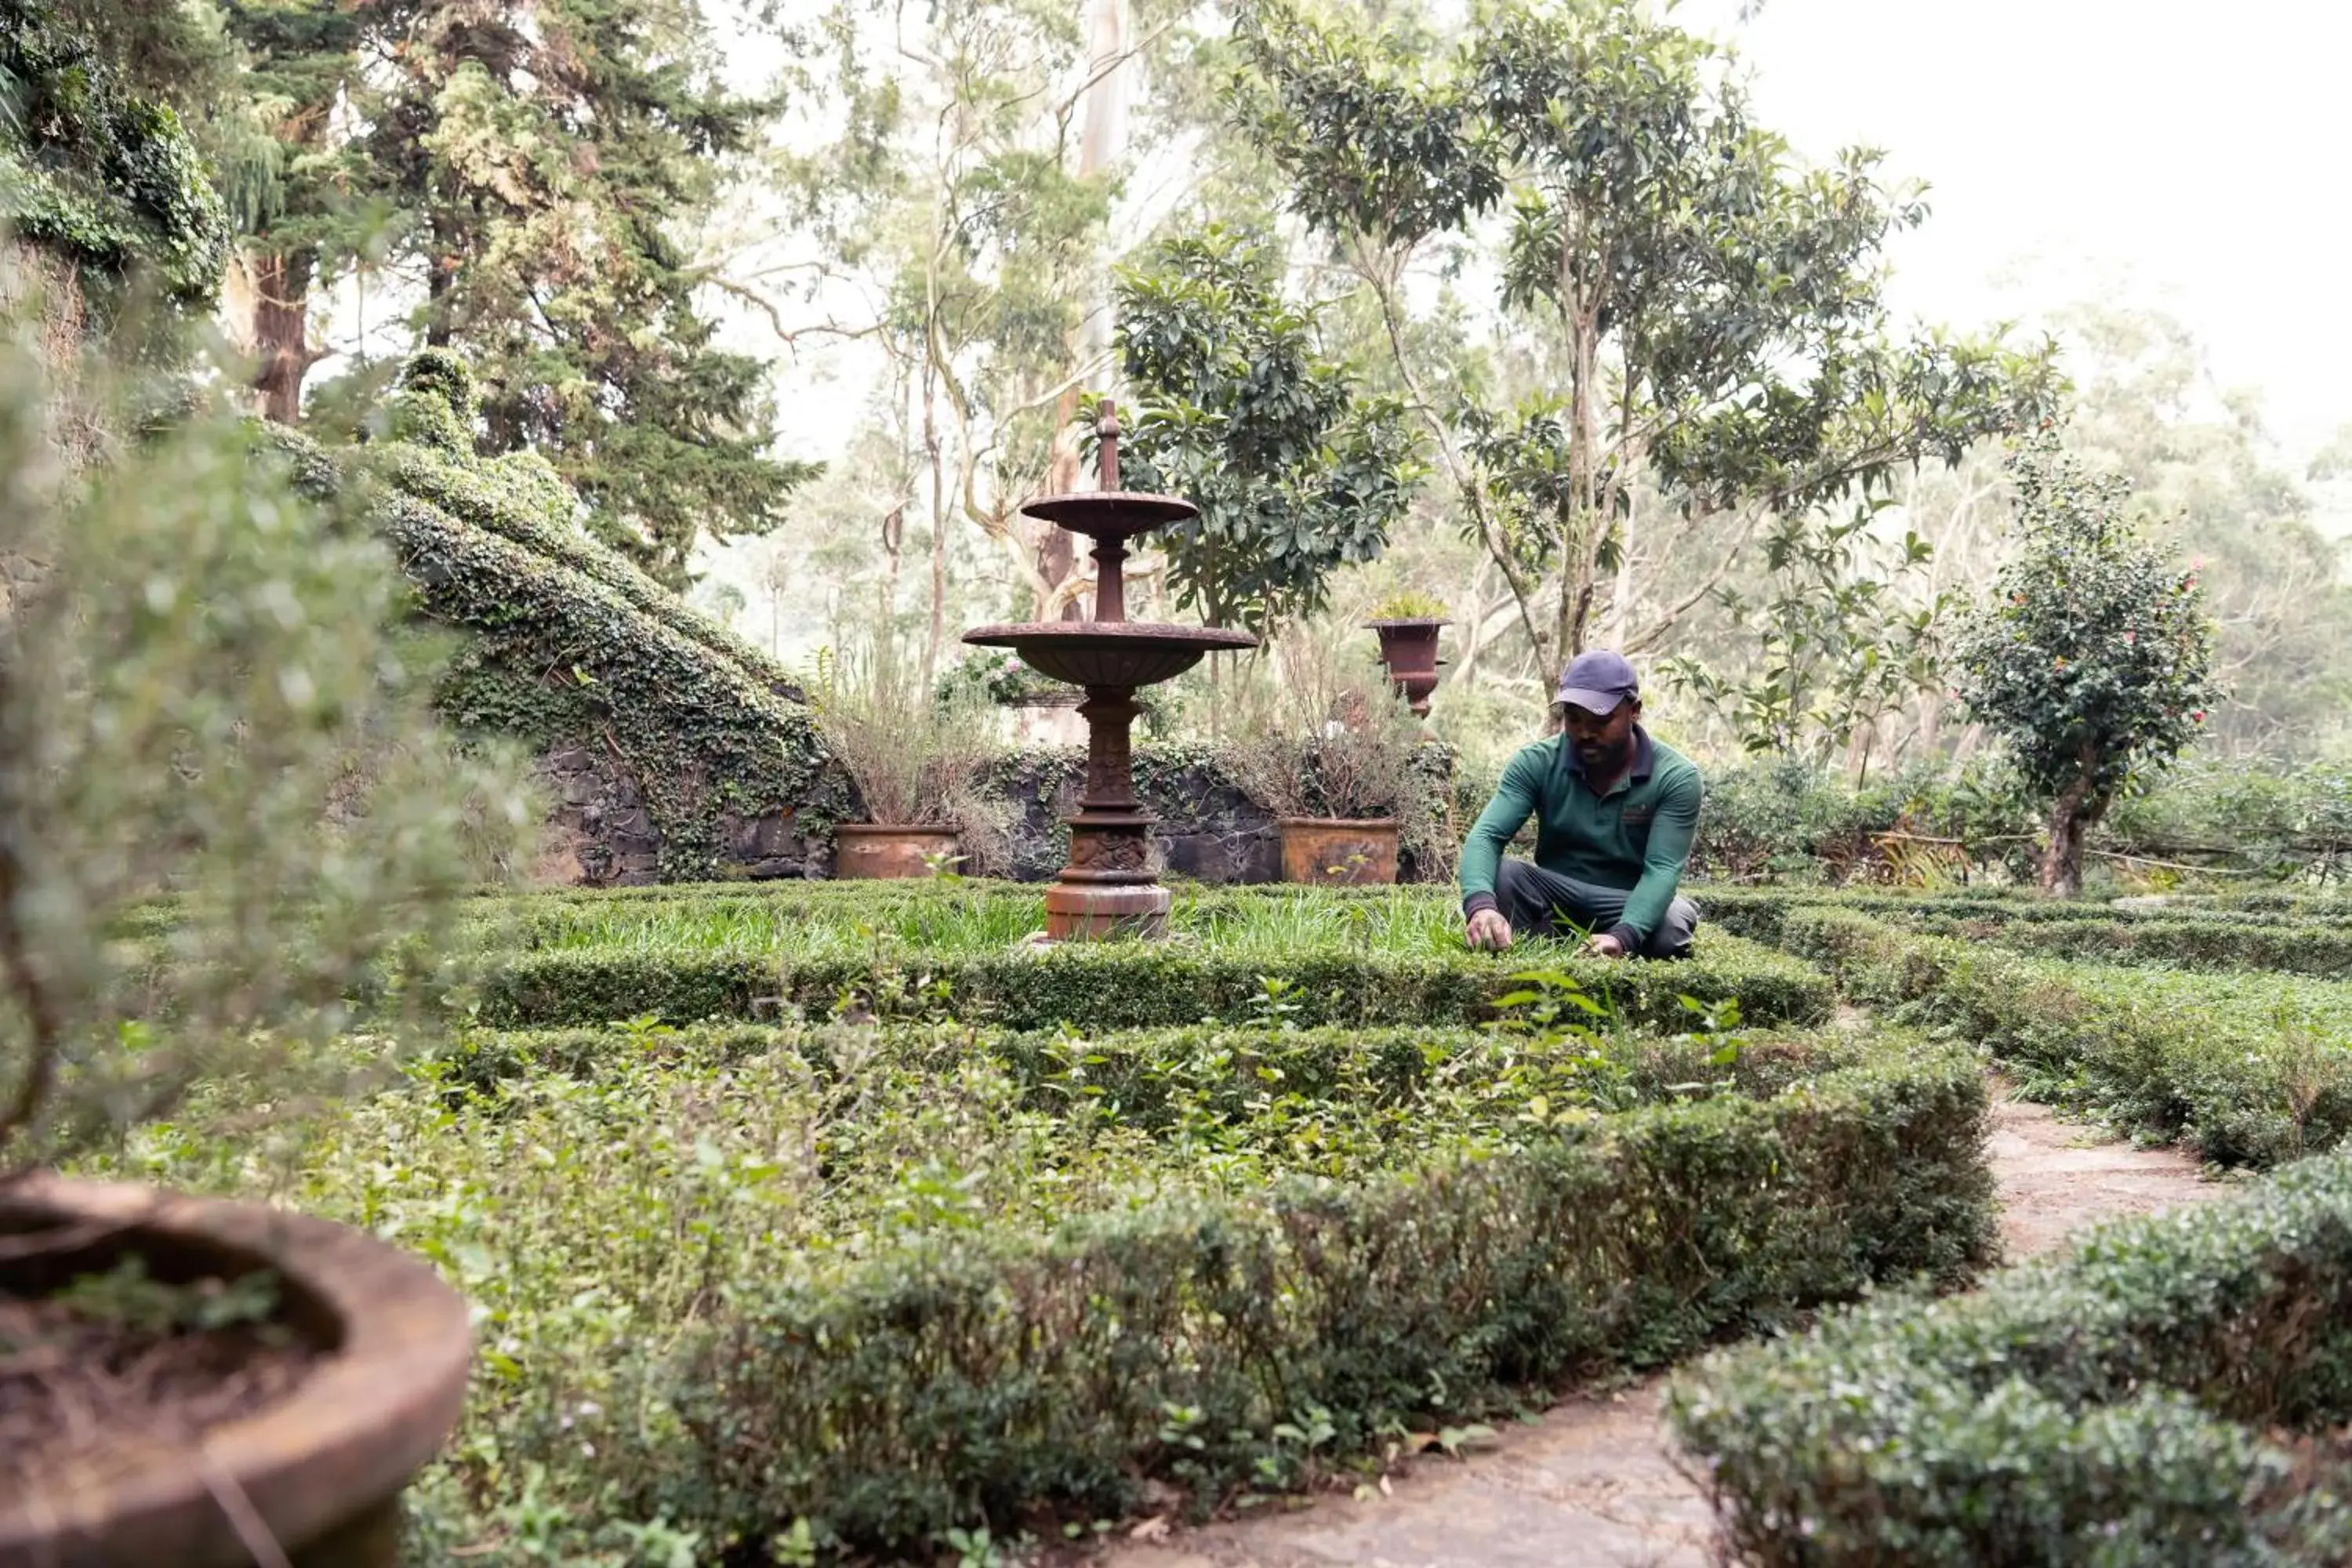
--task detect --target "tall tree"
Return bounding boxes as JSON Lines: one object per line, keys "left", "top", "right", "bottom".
{"left": 1955, "top": 426, "right": 2220, "bottom": 896}
{"left": 292, "top": 0, "right": 814, "bottom": 587}
{"left": 1231, "top": 0, "right": 2058, "bottom": 673}
{"left": 215, "top": 0, "right": 370, "bottom": 423}
{"left": 2054, "top": 304, "right": 2352, "bottom": 757}
{"left": 1114, "top": 225, "right": 1423, "bottom": 637}
{"left": 770, "top": 0, "right": 1122, "bottom": 682}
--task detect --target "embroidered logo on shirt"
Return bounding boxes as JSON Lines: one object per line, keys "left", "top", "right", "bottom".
{"left": 1622, "top": 805, "right": 1654, "bottom": 826}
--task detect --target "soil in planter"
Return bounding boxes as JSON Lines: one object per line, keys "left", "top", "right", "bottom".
{"left": 0, "top": 1261, "right": 318, "bottom": 1491}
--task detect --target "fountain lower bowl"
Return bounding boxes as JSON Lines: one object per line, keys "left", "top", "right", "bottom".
{"left": 963, "top": 622, "right": 1257, "bottom": 688}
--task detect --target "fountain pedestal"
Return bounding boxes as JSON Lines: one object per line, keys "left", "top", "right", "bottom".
{"left": 964, "top": 403, "right": 1254, "bottom": 941}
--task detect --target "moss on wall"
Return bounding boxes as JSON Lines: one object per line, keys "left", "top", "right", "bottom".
{"left": 266, "top": 352, "right": 844, "bottom": 880}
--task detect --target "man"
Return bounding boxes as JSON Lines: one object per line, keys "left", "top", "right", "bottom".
{"left": 1459, "top": 649, "right": 1703, "bottom": 959}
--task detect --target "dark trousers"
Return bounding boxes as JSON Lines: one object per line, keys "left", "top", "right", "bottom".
{"left": 1493, "top": 858, "right": 1700, "bottom": 960}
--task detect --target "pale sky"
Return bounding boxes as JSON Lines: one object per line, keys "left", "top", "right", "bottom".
{"left": 1679, "top": 0, "right": 2352, "bottom": 461}
{"left": 666, "top": 0, "right": 2352, "bottom": 616}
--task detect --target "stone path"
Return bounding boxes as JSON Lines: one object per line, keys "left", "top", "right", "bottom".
{"left": 1102, "top": 1088, "right": 2217, "bottom": 1568}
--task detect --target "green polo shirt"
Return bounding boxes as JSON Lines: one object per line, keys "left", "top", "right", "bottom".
{"left": 1458, "top": 727, "right": 1704, "bottom": 943}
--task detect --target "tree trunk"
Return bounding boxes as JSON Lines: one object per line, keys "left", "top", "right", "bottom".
{"left": 1038, "top": 399, "right": 1083, "bottom": 619}
{"left": 2040, "top": 777, "right": 2097, "bottom": 898}
{"left": 924, "top": 366, "right": 946, "bottom": 689}
{"left": 1028, "top": 0, "right": 1127, "bottom": 623}
{"left": 241, "top": 247, "right": 318, "bottom": 424}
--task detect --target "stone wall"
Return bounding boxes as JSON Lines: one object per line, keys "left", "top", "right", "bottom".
{"left": 532, "top": 739, "right": 829, "bottom": 886}
{"left": 528, "top": 738, "right": 1454, "bottom": 888}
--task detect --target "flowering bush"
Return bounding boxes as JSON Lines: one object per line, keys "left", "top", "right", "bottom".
{"left": 1955, "top": 426, "right": 2220, "bottom": 894}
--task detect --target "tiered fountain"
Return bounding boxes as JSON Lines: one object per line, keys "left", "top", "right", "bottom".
{"left": 964, "top": 402, "right": 1255, "bottom": 939}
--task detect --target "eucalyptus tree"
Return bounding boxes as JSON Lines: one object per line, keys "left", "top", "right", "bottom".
{"left": 2054, "top": 304, "right": 2352, "bottom": 757}
{"left": 770, "top": 0, "right": 1121, "bottom": 682}
{"left": 1231, "top": 0, "right": 2059, "bottom": 671}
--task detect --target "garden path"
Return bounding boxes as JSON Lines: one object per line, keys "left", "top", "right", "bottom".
{"left": 1102, "top": 1087, "right": 2218, "bottom": 1568}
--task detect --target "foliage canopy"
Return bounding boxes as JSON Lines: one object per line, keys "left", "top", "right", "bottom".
{"left": 1955, "top": 426, "right": 2220, "bottom": 894}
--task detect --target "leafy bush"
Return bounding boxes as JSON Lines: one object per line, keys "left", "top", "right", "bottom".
{"left": 93, "top": 1007, "right": 1991, "bottom": 1563}
{"left": 474, "top": 930, "right": 1831, "bottom": 1033}
{"left": 1671, "top": 1153, "right": 2352, "bottom": 1566}
{"left": 1954, "top": 426, "right": 2222, "bottom": 895}
{"left": 1780, "top": 909, "right": 2352, "bottom": 1168}
{"left": 0, "top": 345, "right": 528, "bottom": 1174}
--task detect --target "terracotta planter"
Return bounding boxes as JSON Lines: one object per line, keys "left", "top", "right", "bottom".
{"left": 0, "top": 1175, "right": 470, "bottom": 1568}
{"left": 833, "top": 823, "right": 961, "bottom": 879}
{"left": 1366, "top": 617, "right": 1450, "bottom": 717}
{"left": 1278, "top": 817, "right": 1401, "bottom": 885}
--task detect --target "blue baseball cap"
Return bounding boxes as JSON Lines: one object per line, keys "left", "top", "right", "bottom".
{"left": 1554, "top": 648, "right": 1639, "bottom": 714}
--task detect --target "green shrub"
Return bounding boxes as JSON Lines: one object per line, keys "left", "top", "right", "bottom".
{"left": 440, "top": 1017, "right": 1838, "bottom": 1117}
{"left": 103, "top": 1014, "right": 1988, "bottom": 1563}
{"left": 472, "top": 931, "right": 1831, "bottom": 1033}
{"left": 1670, "top": 1153, "right": 2352, "bottom": 1566}
{"left": 665, "top": 1033, "right": 1991, "bottom": 1556}
{"left": 1782, "top": 909, "right": 2352, "bottom": 1168}
{"left": 1968, "top": 915, "right": 2352, "bottom": 980}
{"left": 1694, "top": 884, "right": 2352, "bottom": 953}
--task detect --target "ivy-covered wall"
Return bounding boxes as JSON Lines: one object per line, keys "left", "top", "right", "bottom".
{"left": 267, "top": 351, "right": 847, "bottom": 884}
{"left": 0, "top": 0, "right": 229, "bottom": 303}
{"left": 260, "top": 351, "right": 1459, "bottom": 888}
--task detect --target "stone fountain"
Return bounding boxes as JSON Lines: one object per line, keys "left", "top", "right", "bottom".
{"left": 964, "top": 403, "right": 1256, "bottom": 939}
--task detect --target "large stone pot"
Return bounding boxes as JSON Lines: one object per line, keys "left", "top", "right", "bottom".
{"left": 832, "top": 823, "right": 961, "bottom": 879}
{"left": 0, "top": 1175, "right": 470, "bottom": 1567}
{"left": 1278, "top": 817, "right": 1401, "bottom": 886}
{"left": 1366, "top": 618, "right": 1449, "bottom": 717}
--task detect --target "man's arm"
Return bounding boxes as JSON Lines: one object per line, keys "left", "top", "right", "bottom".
{"left": 1460, "top": 750, "right": 1541, "bottom": 916}
{"left": 1607, "top": 768, "right": 1703, "bottom": 949}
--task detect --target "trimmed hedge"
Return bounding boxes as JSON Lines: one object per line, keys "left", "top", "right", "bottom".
{"left": 472, "top": 931, "right": 1832, "bottom": 1033}
{"left": 1968, "top": 913, "right": 2352, "bottom": 979}
{"left": 1697, "top": 884, "right": 2352, "bottom": 967}
{"left": 1782, "top": 907, "right": 2352, "bottom": 1169}
{"left": 1671, "top": 1153, "right": 2352, "bottom": 1566}
{"left": 440, "top": 1018, "right": 1840, "bottom": 1108}
{"left": 655, "top": 1033, "right": 1994, "bottom": 1556}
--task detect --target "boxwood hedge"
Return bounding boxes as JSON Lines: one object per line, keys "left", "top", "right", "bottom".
{"left": 1671, "top": 1153, "right": 2352, "bottom": 1566}
{"left": 652, "top": 1031, "right": 1993, "bottom": 1557}
{"left": 471, "top": 930, "right": 1832, "bottom": 1033}
{"left": 1782, "top": 907, "right": 2352, "bottom": 1169}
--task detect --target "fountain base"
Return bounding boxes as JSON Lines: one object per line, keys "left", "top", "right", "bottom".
{"left": 1044, "top": 881, "right": 1170, "bottom": 941}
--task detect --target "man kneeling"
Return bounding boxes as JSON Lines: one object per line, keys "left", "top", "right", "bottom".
{"left": 1459, "top": 650, "right": 1703, "bottom": 959}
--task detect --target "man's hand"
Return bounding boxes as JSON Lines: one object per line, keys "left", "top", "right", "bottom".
{"left": 1584, "top": 931, "right": 1628, "bottom": 960}
{"left": 1466, "top": 909, "right": 1514, "bottom": 952}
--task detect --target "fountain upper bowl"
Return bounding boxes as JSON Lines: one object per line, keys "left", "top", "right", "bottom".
{"left": 1019, "top": 491, "right": 1197, "bottom": 542}
{"left": 964, "top": 621, "right": 1256, "bottom": 688}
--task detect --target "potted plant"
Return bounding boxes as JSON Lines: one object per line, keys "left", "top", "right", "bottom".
{"left": 1224, "top": 640, "right": 1433, "bottom": 885}
{"left": 1364, "top": 590, "right": 1450, "bottom": 717}
{"left": 813, "top": 632, "right": 1012, "bottom": 878}
{"left": 0, "top": 350, "right": 534, "bottom": 1562}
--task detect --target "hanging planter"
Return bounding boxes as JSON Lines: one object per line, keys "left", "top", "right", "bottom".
{"left": 1364, "top": 601, "right": 1450, "bottom": 718}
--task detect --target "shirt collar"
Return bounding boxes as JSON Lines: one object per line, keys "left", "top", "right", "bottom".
{"left": 1562, "top": 725, "right": 1655, "bottom": 784}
